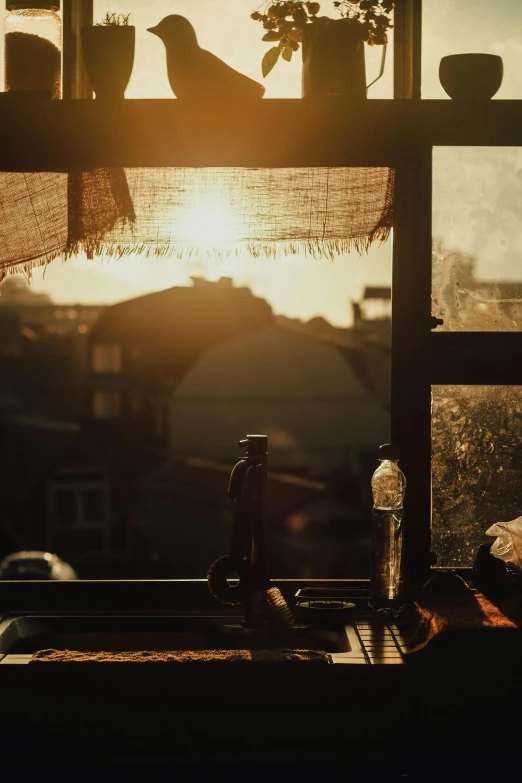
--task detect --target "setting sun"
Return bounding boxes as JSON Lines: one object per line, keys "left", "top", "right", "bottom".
{"left": 179, "top": 191, "right": 245, "bottom": 250}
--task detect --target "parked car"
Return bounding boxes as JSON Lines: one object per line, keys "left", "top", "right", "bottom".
{"left": 0, "top": 551, "right": 78, "bottom": 580}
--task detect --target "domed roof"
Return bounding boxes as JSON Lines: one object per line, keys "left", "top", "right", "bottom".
{"left": 174, "top": 326, "right": 367, "bottom": 400}
{"left": 171, "top": 326, "right": 389, "bottom": 472}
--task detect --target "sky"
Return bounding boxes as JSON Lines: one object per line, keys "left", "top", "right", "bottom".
{"left": 2, "top": 1, "right": 522, "bottom": 324}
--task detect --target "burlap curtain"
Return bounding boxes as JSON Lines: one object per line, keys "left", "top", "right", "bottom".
{"left": 0, "top": 167, "right": 394, "bottom": 278}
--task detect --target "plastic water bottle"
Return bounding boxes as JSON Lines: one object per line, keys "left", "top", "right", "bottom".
{"left": 370, "top": 443, "right": 406, "bottom": 612}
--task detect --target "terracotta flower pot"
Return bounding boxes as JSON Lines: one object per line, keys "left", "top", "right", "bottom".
{"left": 439, "top": 53, "right": 503, "bottom": 100}
{"left": 301, "top": 17, "right": 366, "bottom": 100}
{"left": 81, "top": 26, "right": 135, "bottom": 101}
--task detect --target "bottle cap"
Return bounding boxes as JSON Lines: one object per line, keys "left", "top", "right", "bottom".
{"left": 6, "top": 2, "right": 60, "bottom": 10}
{"left": 378, "top": 443, "right": 400, "bottom": 460}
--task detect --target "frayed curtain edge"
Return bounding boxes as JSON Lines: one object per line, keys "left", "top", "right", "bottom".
{"left": 0, "top": 245, "right": 65, "bottom": 282}
{"left": 0, "top": 227, "right": 393, "bottom": 280}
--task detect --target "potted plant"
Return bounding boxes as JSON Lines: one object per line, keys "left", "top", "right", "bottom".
{"left": 251, "top": 1, "right": 394, "bottom": 99}
{"left": 81, "top": 12, "right": 135, "bottom": 100}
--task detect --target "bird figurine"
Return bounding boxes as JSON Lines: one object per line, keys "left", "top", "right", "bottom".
{"left": 148, "top": 15, "right": 265, "bottom": 102}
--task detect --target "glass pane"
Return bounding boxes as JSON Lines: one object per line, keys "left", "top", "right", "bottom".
{"left": 432, "top": 147, "right": 522, "bottom": 331}
{"left": 423, "top": 0, "right": 522, "bottom": 99}
{"left": 432, "top": 385, "right": 522, "bottom": 567}
{"left": 0, "top": 3, "right": 394, "bottom": 99}
{"left": 0, "top": 2, "right": 393, "bottom": 96}
{"left": 169, "top": 315, "right": 390, "bottom": 578}
{"left": 0, "top": 244, "right": 391, "bottom": 578}
{"left": 92, "top": 344, "right": 122, "bottom": 373}
{"left": 90, "top": 0, "right": 393, "bottom": 99}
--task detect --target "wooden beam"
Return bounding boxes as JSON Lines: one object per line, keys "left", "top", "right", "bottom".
{"left": 412, "top": 0, "right": 422, "bottom": 101}
{"left": 391, "top": 143, "right": 433, "bottom": 587}
{"left": 393, "top": 0, "right": 422, "bottom": 100}
{"left": 394, "top": 0, "right": 413, "bottom": 99}
{"left": 0, "top": 99, "right": 404, "bottom": 171}
{"left": 431, "top": 332, "right": 522, "bottom": 354}
{"left": 428, "top": 332, "right": 522, "bottom": 384}
{"left": 1, "top": 99, "right": 522, "bottom": 172}
{"left": 428, "top": 353, "right": 522, "bottom": 385}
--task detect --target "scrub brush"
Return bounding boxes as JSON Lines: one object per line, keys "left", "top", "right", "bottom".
{"left": 265, "top": 586, "right": 296, "bottom": 645}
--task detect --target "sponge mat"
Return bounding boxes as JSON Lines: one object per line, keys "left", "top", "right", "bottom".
{"left": 30, "top": 648, "right": 331, "bottom": 663}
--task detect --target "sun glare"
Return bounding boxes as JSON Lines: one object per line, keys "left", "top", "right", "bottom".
{"left": 178, "top": 191, "right": 245, "bottom": 250}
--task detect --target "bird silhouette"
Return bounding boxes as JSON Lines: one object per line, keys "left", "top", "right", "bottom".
{"left": 148, "top": 15, "right": 265, "bottom": 102}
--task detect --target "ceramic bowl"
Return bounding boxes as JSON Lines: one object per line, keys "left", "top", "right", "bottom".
{"left": 439, "top": 53, "right": 503, "bottom": 100}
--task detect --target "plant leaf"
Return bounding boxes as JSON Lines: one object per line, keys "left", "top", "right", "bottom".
{"left": 262, "top": 31, "right": 283, "bottom": 41}
{"left": 262, "top": 46, "right": 280, "bottom": 77}
{"left": 282, "top": 41, "right": 293, "bottom": 62}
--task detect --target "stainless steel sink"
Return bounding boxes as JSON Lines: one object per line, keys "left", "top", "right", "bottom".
{"left": 0, "top": 614, "right": 362, "bottom": 658}
{"left": 0, "top": 615, "right": 232, "bottom": 654}
{"left": 0, "top": 615, "right": 406, "bottom": 664}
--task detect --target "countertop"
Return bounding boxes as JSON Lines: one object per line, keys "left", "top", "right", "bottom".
{"left": 0, "top": 577, "right": 520, "bottom": 771}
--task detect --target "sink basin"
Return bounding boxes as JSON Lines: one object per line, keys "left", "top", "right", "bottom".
{"left": 0, "top": 615, "right": 363, "bottom": 658}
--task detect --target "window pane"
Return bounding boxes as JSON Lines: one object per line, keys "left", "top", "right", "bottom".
{"left": 92, "top": 344, "right": 122, "bottom": 373}
{"left": 423, "top": 0, "right": 522, "bottom": 99}
{"left": 432, "top": 385, "right": 522, "bottom": 567}
{"left": 432, "top": 147, "right": 522, "bottom": 331}
{"left": 2, "top": 254, "right": 391, "bottom": 578}
{"left": 167, "top": 317, "right": 391, "bottom": 578}
{"left": 93, "top": 0, "right": 393, "bottom": 99}
{"left": 0, "top": 2, "right": 393, "bottom": 97}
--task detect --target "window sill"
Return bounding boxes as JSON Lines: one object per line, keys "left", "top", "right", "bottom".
{"left": 0, "top": 577, "right": 366, "bottom": 614}
{"left": 1, "top": 99, "right": 522, "bottom": 171}
{"left": 0, "top": 574, "right": 476, "bottom": 615}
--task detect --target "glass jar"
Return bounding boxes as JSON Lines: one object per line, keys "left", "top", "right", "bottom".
{"left": 4, "top": 2, "right": 62, "bottom": 98}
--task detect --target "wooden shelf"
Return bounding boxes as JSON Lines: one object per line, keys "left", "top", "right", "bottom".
{"left": 1, "top": 98, "right": 522, "bottom": 171}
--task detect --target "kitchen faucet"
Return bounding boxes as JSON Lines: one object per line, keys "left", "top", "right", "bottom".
{"left": 208, "top": 434, "right": 295, "bottom": 641}
{"left": 207, "top": 435, "right": 268, "bottom": 624}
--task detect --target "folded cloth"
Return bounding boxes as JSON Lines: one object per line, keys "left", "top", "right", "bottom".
{"left": 398, "top": 572, "right": 519, "bottom": 662}
{"left": 0, "top": 168, "right": 135, "bottom": 280}
{"left": 30, "top": 648, "right": 331, "bottom": 663}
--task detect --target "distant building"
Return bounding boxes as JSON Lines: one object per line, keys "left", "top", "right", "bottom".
{"left": 0, "top": 276, "right": 106, "bottom": 337}
{"left": 132, "top": 457, "right": 370, "bottom": 578}
{"left": 350, "top": 286, "right": 391, "bottom": 410}
{"left": 0, "top": 279, "right": 110, "bottom": 563}
{"left": 0, "top": 276, "right": 390, "bottom": 577}
{"left": 86, "top": 277, "right": 273, "bottom": 444}
{"left": 28, "top": 277, "right": 275, "bottom": 575}
{"left": 352, "top": 286, "right": 391, "bottom": 345}
{"left": 0, "top": 413, "right": 80, "bottom": 558}
{"left": 0, "top": 277, "right": 107, "bottom": 422}
{"left": 169, "top": 324, "right": 389, "bottom": 476}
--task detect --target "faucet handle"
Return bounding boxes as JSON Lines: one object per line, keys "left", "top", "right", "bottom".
{"left": 228, "top": 459, "right": 249, "bottom": 499}
{"left": 238, "top": 435, "right": 268, "bottom": 458}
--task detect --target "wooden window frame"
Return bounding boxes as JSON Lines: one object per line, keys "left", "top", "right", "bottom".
{"left": 0, "top": 1, "right": 520, "bottom": 601}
